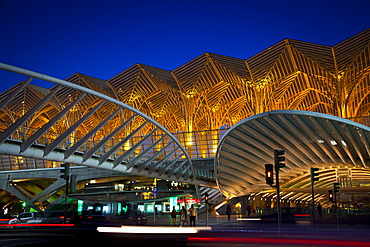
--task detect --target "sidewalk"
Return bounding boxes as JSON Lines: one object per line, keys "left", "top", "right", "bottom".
{"left": 146, "top": 212, "right": 370, "bottom": 236}
{"left": 146, "top": 212, "right": 228, "bottom": 227}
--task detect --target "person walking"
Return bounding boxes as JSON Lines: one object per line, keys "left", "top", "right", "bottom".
{"left": 317, "top": 203, "right": 322, "bottom": 217}
{"left": 170, "top": 206, "right": 177, "bottom": 226}
{"left": 180, "top": 206, "right": 187, "bottom": 227}
{"left": 189, "top": 204, "right": 197, "bottom": 227}
{"left": 246, "top": 204, "right": 251, "bottom": 217}
{"left": 226, "top": 204, "right": 231, "bottom": 221}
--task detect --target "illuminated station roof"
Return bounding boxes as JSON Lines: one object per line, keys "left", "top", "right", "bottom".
{"left": 0, "top": 28, "right": 369, "bottom": 200}
{"left": 2, "top": 29, "right": 369, "bottom": 137}
{"left": 106, "top": 28, "right": 370, "bottom": 134}
{"left": 215, "top": 110, "right": 370, "bottom": 197}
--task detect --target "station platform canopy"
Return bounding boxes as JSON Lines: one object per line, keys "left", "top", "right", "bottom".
{"left": 215, "top": 110, "right": 370, "bottom": 198}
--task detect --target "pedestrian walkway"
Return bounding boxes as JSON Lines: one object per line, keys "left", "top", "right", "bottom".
{"left": 146, "top": 212, "right": 370, "bottom": 236}
{"left": 147, "top": 212, "right": 231, "bottom": 227}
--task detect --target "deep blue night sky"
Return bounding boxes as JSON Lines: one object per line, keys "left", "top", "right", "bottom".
{"left": 1, "top": 0, "right": 369, "bottom": 92}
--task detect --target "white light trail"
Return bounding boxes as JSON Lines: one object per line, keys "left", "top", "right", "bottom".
{"left": 97, "top": 226, "right": 212, "bottom": 234}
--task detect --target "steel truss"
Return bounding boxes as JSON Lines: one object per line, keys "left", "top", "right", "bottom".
{"left": 0, "top": 63, "right": 196, "bottom": 184}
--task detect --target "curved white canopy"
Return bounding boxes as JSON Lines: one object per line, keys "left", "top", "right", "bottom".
{"left": 215, "top": 110, "right": 370, "bottom": 197}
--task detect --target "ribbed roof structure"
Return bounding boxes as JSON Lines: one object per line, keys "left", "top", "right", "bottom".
{"left": 215, "top": 110, "right": 370, "bottom": 197}
{"left": 107, "top": 28, "right": 370, "bottom": 134}
{"left": 0, "top": 28, "right": 369, "bottom": 201}
{"left": 2, "top": 29, "right": 368, "bottom": 138}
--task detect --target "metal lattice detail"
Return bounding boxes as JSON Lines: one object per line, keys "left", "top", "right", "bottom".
{"left": 0, "top": 63, "right": 195, "bottom": 183}
{"left": 215, "top": 110, "right": 370, "bottom": 198}
{"left": 1, "top": 28, "right": 369, "bottom": 196}
{"left": 108, "top": 30, "right": 370, "bottom": 134}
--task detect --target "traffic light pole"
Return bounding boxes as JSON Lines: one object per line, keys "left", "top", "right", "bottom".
{"left": 63, "top": 175, "right": 69, "bottom": 225}
{"left": 334, "top": 182, "right": 340, "bottom": 229}
{"left": 204, "top": 192, "right": 209, "bottom": 227}
{"left": 60, "top": 163, "right": 70, "bottom": 225}
{"left": 310, "top": 167, "right": 319, "bottom": 228}
{"left": 273, "top": 150, "right": 285, "bottom": 235}
{"left": 153, "top": 194, "right": 156, "bottom": 226}
{"left": 206, "top": 203, "right": 209, "bottom": 227}
{"left": 335, "top": 196, "right": 339, "bottom": 229}
{"left": 311, "top": 178, "right": 316, "bottom": 228}
{"left": 275, "top": 164, "right": 282, "bottom": 234}
{"left": 153, "top": 179, "right": 157, "bottom": 226}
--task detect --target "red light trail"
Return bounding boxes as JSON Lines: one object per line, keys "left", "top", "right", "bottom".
{"left": 188, "top": 237, "right": 370, "bottom": 247}
{"left": 0, "top": 223, "right": 74, "bottom": 227}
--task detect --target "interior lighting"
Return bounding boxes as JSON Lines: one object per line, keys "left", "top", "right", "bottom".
{"left": 214, "top": 201, "right": 227, "bottom": 216}
{"left": 330, "top": 140, "right": 337, "bottom": 145}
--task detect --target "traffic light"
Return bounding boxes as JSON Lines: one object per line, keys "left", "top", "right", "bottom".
{"left": 310, "top": 167, "right": 319, "bottom": 182}
{"left": 265, "top": 164, "right": 274, "bottom": 185}
{"left": 60, "top": 163, "right": 70, "bottom": 179}
{"left": 274, "top": 150, "right": 286, "bottom": 169}
{"left": 328, "top": 190, "right": 334, "bottom": 202}
{"left": 204, "top": 192, "right": 209, "bottom": 204}
{"left": 333, "top": 182, "right": 340, "bottom": 193}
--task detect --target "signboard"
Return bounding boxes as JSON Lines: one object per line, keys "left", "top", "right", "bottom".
{"left": 177, "top": 198, "right": 200, "bottom": 203}
{"left": 153, "top": 187, "right": 158, "bottom": 195}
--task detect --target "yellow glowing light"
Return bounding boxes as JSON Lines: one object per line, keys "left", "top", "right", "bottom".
{"left": 214, "top": 201, "right": 227, "bottom": 216}
{"left": 124, "top": 142, "right": 131, "bottom": 151}
{"left": 185, "top": 133, "right": 193, "bottom": 146}
{"left": 185, "top": 90, "right": 197, "bottom": 98}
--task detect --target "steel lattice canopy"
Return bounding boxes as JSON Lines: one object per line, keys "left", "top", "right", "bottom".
{"left": 215, "top": 110, "right": 370, "bottom": 198}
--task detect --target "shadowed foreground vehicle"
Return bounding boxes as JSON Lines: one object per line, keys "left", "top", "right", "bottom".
{"left": 259, "top": 207, "right": 311, "bottom": 223}
{"left": 8, "top": 212, "right": 47, "bottom": 225}
{"left": 7, "top": 212, "right": 65, "bottom": 229}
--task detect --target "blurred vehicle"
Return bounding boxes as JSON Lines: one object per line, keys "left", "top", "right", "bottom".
{"left": 8, "top": 212, "right": 64, "bottom": 228}
{"left": 259, "top": 207, "right": 311, "bottom": 223}
{"left": 111, "top": 210, "right": 147, "bottom": 225}
{"left": 75, "top": 210, "right": 147, "bottom": 227}
{"left": 8, "top": 212, "right": 46, "bottom": 225}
